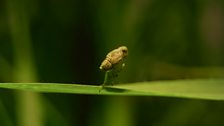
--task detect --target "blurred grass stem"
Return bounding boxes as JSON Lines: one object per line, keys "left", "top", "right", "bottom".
{"left": 6, "top": 0, "right": 43, "bottom": 126}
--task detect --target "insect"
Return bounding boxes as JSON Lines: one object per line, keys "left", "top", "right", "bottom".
{"left": 99, "top": 46, "right": 128, "bottom": 71}
{"left": 99, "top": 46, "right": 128, "bottom": 92}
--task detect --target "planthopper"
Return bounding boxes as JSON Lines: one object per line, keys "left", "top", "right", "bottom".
{"left": 99, "top": 46, "right": 128, "bottom": 92}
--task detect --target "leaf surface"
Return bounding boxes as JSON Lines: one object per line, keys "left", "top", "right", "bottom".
{"left": 0, "top": 79, "right": 224, "bottom": 101}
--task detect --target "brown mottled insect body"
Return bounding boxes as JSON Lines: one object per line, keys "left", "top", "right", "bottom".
{"left": 100, "top": 46, "right": 128, "bottom": 71}
{"left": 100, "top": 57, "right": 112, "bottom": 71}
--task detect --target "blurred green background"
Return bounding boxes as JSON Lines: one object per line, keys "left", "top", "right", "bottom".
{"left": 1, "top": 0, "right": 224, "bottom": 126}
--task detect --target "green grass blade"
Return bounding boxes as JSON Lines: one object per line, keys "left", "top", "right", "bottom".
{"left": 0, "top": 79, "right": 224, "bottom": 101}
{"left": 115, "top": 79, "right": 224, "bottom": 100}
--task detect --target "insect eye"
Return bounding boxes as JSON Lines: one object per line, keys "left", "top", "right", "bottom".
{"left": 122, "top": 49, "right": 127, "bottom": 53}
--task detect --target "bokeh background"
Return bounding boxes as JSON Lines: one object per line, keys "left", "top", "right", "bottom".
{"left": 0, "top": 0, "right": 224, "bottom": 126}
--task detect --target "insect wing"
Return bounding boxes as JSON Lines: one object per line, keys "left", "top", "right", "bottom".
{"left": 106, "top": 49, "right": 123, "bottom": 64}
